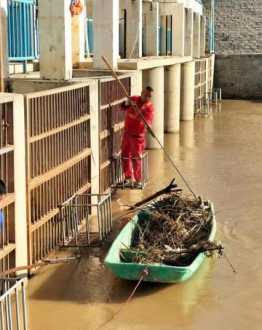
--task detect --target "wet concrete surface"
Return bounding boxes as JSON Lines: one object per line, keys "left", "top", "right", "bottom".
{"left": 28, "top": 100, "right": 262, "bottom": 330}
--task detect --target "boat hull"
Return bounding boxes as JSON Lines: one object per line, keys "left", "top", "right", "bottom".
{"left": 105, "top": 202, "right": 216, "bottom": 283}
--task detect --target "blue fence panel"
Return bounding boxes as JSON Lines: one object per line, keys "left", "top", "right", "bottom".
{"left": 8, "top": 0, "right": 39, "bottom": 61}
{"left": 167, "top": 27, "right": 172, "bottom": 55}
{"left": 86, "top": 18, "right": 94, "bottom": 55}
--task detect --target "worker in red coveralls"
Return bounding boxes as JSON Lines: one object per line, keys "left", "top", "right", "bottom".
{"left": 121, "top": 86, "right": 154, "bottom": 188}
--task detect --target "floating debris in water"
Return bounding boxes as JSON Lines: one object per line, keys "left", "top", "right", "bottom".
{"left": 120, "top": 194, "right": 223, "bottom": 266}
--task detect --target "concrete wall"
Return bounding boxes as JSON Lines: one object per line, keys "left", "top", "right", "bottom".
{"left": 215, "top": 54, "right": 262, "bottom": 99}
{"left": 207, "top": 0, "right": 262, "bottom": 98}
{"left": 214, "top": 1, "right": 262, "bottom": 56}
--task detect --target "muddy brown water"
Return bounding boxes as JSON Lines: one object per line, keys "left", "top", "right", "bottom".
{"left": 28, "top": 100, "right": 262, "bottom": 330}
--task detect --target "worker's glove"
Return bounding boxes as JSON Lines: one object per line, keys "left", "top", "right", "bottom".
{"left": 125, "top": 99, "right": 131, "bottom": 107}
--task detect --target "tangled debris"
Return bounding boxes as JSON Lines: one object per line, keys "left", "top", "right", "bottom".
{"left": 120, "top": 193, "right": 223, "bottom": 266}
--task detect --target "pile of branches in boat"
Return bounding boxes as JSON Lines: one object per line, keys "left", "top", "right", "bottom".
{"left": 120, "top": 194, "right": 223, "bottom": 266}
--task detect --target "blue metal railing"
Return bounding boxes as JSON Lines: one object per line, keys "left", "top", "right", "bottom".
{"left": 86, "top": 17, "right": 94, "bottom": 55}
{"left": 8, "top": 0, "right": 39, "bottom": 61}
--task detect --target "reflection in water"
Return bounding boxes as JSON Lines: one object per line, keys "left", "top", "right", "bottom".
{"left": 180, "top": 121, "right": 195, "bottom": 149}
{"left": 29, "top": 101, "right": 262, "bottom": 330}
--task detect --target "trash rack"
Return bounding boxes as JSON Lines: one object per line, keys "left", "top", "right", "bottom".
{"left": 0, "top": 278, "right": 28, "bottom": 330}
{"left": 59, "top": 193, "right": 113, "bottom": 247}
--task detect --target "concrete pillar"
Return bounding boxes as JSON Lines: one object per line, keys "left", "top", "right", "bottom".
{"left": 0, "top": 0, "right": 8, "bottom": 80}
{"left": 200, "top": 16, "right": 206, "bottom": 57}
{"left": 145, "top": 2, "right": 159, "bottom": 56}
{"left": 126, "top": 0, "right": 142, "bottom": 58}
{"left": 72, "top": 7, "right": 86, "bottom": 65}
{"left": 193, "top": 13, "right": 201, "bottom": 58}
{"left": 143, "top": 67, "right": 164, "bottom": 149}
{"left": 13, "top": 94, "right": 28, "bottom": 270}
{"left": 164, "top": 64, "right": 181, "bottom": 133}
{"left": 93, "top": 0, "right": 119, "bottom": 69}
{"left": 181, "top": 61, "right": 195, "bottom": 121}
{"left": 39, "top": 0, "right": 72, "bottom": 80}
{"left": 160, "top": 16, "right": 166, "bottom": 56}
{"left": 172, "top": 3, "right": 185, "bottom": 56}
{"left": 185, "top": 8, "right": 193, "bottom": 57}
{"left": 132, "top": 70, "right": 142, "bottom": 95}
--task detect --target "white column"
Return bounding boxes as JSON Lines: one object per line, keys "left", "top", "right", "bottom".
{"left": 0, "top": 0, "right": 8, "bottom": 80}
{"left": 185, "top": 8, "right": 193, "bottom": 57}
{"left": 126, "top": 0, "right": 142, "bottom": 58}
{"left": 145, "top": 2, "right": 159, "bottom": 56}
{"left": 93, "top": 0, "right": 119, "bottom": 69}
{"left": 39, "top": 0, "right": 72, "bottom": 80}
{"left": 13, "top": 94, "right": 28, "bottom": 271}
{"left": 193, "top": 13, "right": 201, "bottom": 58}
{"left": 72, "top": 7, "right": 86, "bottom": 65}
{"left": 172, "top": 3, "right": 185, "bottom": 56}
{"left": 165, "top": 64, "right": 181, "bottom": 133}
{"left": 143, "top": 67, "right": 164, "bottom": 149}
{"left": 200, "top": 16, "right": 206, "bottom": 57}
{"left": 181, "top": 61, "right": 195, "bottom": 121}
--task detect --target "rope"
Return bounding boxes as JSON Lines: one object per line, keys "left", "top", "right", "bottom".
{"left": 96, "top": 268, "right": 149, "bottom": 329}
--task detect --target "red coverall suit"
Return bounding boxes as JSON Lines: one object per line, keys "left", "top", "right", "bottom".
{"left": 121, "top": 96, "right": 154, "bottom": 182}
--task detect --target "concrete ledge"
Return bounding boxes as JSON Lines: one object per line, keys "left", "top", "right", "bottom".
{"left": 9, "top": 61, "right": 39, "bottom": 75}
{"left": 118, "top": 56, "right": 193, "bottom": 70}
{"left": 215, "top": 54, "right": 262, "bottom": 99}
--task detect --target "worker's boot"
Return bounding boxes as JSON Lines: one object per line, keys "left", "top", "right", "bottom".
{"left": 134, "top": 181, "right": 143, "bottom": 189}
{"left": 123, "top": 178, "right": 132, "bottom": 187}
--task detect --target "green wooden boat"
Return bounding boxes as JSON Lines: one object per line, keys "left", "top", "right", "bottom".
{"left": 105, "top": 202, "right": 216, "bottom": 283}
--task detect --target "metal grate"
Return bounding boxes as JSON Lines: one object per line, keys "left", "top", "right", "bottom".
{"left": 0, "top": 278, "right": 28, "bottom": 330}
{"left": 0, "top": 98, "right": 16, "bottom": 275}
{"left": 99, "top": 76, "right": 131, "bottom": 193}
{"left": 25, "top": 84, "right": 92, "bottom": 264}
{"left": 59, "top": 193, "right": 112, "bottom": 247}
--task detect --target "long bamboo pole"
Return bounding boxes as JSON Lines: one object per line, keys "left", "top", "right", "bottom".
{"left": 101, "top": 56, "right": 197, "bottom": 199}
